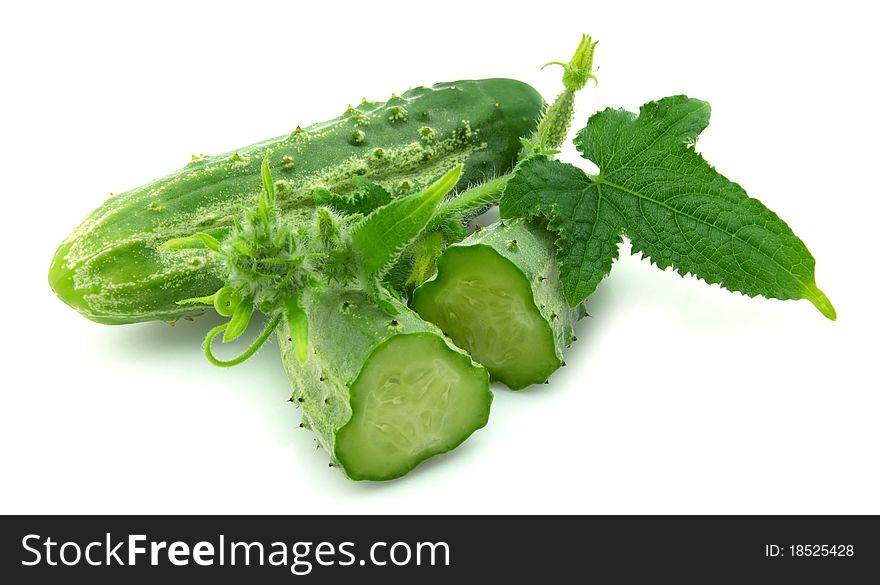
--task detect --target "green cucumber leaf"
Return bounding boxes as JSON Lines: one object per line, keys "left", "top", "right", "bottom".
{"left": 315, "top": 177, "right": 393, "bottom": 216}
{"left": 223, "top": 298, "right": 254, "bottom": 342}
{"left": 501, "top": 95, "right": 835, "bottom": 319}
{"left": 502, "top": 157, "right": 622, "bottom": 309}
{"left": 196, "top": 232, "right": 223, "bottom": 252}
{"left": 352, "top": 165, "right": 462, "bottom": 278}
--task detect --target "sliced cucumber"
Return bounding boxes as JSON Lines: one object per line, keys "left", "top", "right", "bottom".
{"left": 278, "top": 288, "right": 491, "bottom": 481}
{"left": 337, "top": 333, "right": 490, "bottom": 480}
{"left": 412, "top": 220, "right": 585, "bottom": 389}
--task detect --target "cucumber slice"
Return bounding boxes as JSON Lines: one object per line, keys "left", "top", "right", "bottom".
{"left": 412, "top": 220, "right": 585, "bottom": 389}
{"left": 278, "top": 288, "right": 491, "bottom": 481}
{"left": 336, "top": 333, "right": 490, "bottom": 480}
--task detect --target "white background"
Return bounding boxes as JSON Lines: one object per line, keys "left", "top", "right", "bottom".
{"left": 2, "top": 0, "right": 877, "bottom": 514}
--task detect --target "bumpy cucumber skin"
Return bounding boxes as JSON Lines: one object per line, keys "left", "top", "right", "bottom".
{"left": 413, "top": 219, "right": 585, "bottom": 389}
{"left": 49, "top": 79, "right": 543, "bottom": 325}
{"left": 277, "top": 288, "right": 491, "bottom": 481}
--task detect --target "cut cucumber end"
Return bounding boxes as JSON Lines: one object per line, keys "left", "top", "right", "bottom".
{"left": 335, "top": 333, "right": 491, "bottom": 481}
{"left": 412, "top": 245, "right": 560, "bottom": 390}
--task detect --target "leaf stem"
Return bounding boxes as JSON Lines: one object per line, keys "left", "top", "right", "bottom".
{"left": 431, "top": 175, "right": 511, "bottom": 228}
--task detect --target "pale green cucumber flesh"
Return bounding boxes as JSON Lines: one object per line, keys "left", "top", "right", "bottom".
{"left": 335, "top": 333, "right": 490, "bottom": 481}
{"left": 411, "top": 246, "right": 559, "bottom": 390}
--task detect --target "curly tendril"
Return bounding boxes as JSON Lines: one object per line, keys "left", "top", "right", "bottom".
{"left": 203, "top": 313, "right": 283, "bottom": 368}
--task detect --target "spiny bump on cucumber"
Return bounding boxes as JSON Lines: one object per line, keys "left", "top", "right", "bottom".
{"left": 288, "top": 126, "right": 308, "bottom": 141}
{"left": 388, "top": 106, "right": 408, "bottom": 123}
{"left": 350, "top": 129, "right": 366, "bottom": 145}
{"left": 351, "top": 110, "right": 370, "bottom": 126}
{"left": 453, "top": 120, "right": 476, "bottom": 144}
{"left": 419, "top": 126, "right": 437, "bottom": 144}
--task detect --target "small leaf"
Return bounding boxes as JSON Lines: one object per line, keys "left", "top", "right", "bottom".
{"left": 350, "top": 176, "right": 393, "bottom": 213}
{"left": 368, "top": 281, "right": 400, "bottom": 316}
{"left": 261, "top": 151, "right": 276, "bottom": 208}
{"left": 258, "top": 151, "right": 276, "bottom": 230}
{"left": 314, "top": 207, "right": 341, "bottom": 249}
{"left": 196, "top": 232, "right": 223, "bottom": 252}
{"left": 351, "top": 165, "right": 462, "bottom": 278}
{"left": 312, "top": 188, "right": 335, "bottom": 206}
{"left": 161, "top": 228, "right": 231, "bottom": 250}
{"left": 405, "top": 231, "right": 446, "bottom": 291}
{"left": 285, "top": 298, "right": 309, "bottom": 363}
{"left": 273, "top": 223, "right": 293, "bottom": 251}
{"left": 213, "top": 286, "right": 240, "bottom": 317}
{"left": 175, "top": 292, "right": 217, "bottom": 306}
{"left": 231, "top": 239, "right": 256, "bottom": 257}
{"left": 317, "top": 178, "right": 392, "bottom": 216}
{"left": 223, "top": 298, "right": 254, "bottom": 342}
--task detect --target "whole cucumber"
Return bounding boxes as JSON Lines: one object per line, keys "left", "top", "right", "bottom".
{"left": 49, "top": 79, "right": 543, "bottom": 324}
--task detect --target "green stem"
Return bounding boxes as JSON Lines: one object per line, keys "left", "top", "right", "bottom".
{"left": 432, "top": 175, "right": 511, "bottom": 228}
{"left": 203, "top": 313, "right": 282, "bottom": 367}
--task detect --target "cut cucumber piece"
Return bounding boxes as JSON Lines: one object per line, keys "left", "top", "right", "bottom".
{"left": 337, "top": 334, "right": 490, "bottom": 480}
{"left": 278, "top": 288, "right": 491, "bottom": 481}
{"left": 412, "top": 219, "right": 585, "bottom": 389}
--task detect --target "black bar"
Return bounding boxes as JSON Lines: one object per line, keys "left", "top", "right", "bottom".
{"left": 2, "top": 515, "right": 877, "bottom": 582}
